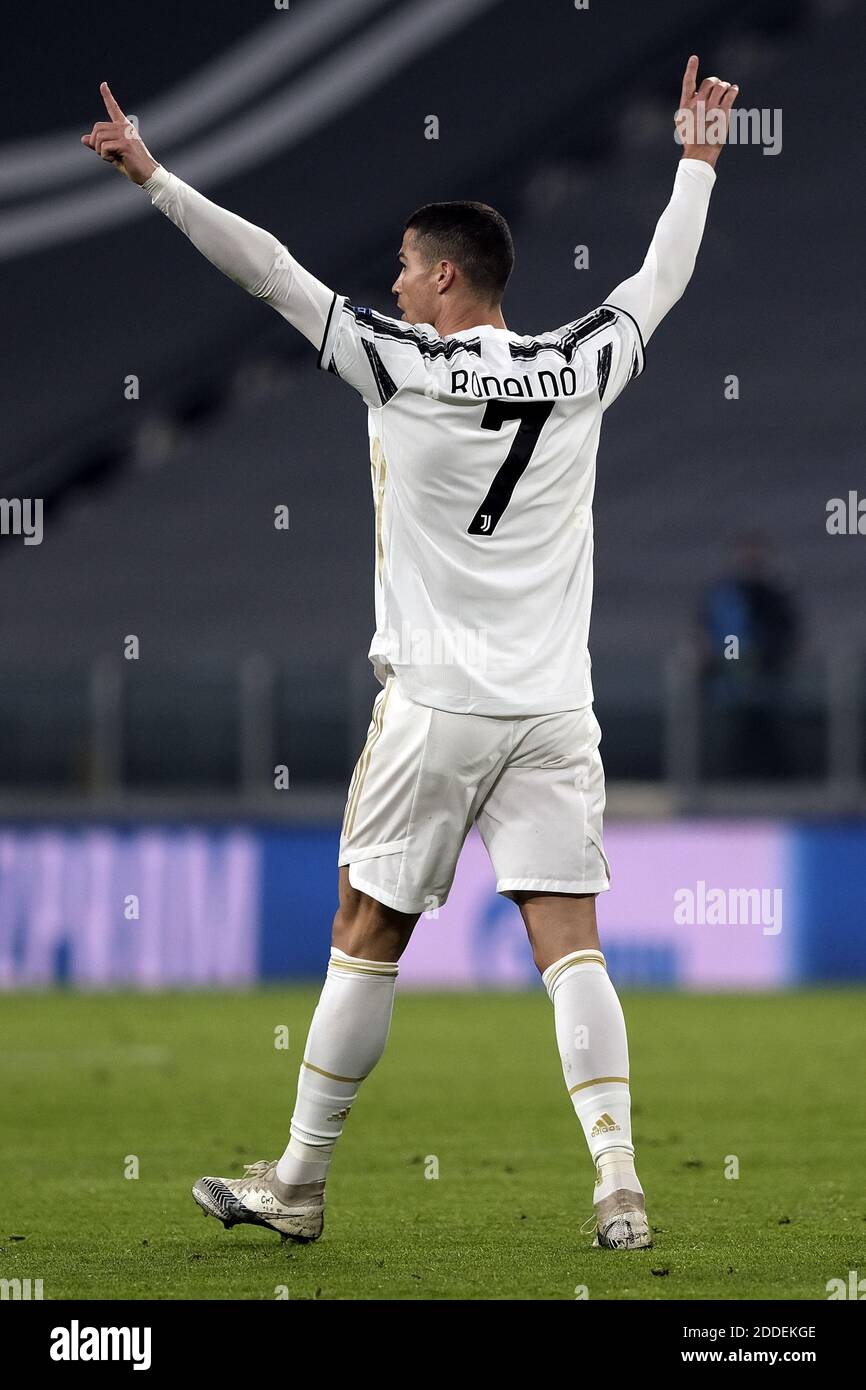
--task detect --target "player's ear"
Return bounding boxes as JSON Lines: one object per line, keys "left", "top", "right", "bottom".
{"left": 437, "top": 260, "right": 456, "bottom": 294}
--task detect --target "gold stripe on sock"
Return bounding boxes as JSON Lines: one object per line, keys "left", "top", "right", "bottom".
{"left": 329, "top": 958, "right": 398, "bottom": 978}
{"left": 567, "top": 1075, "right": 629, "bottom": 1096}
{"left": 546, "top": 950, "right": 607, "bottom": 992}
{"left": 303, "top": 1058, "right": 367, "bottom": 1084}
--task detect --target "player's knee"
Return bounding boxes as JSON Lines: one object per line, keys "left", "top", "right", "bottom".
{"left": 331, "top": 883, "right": 402, "bottom": 960}
{"left": 332, "top": 896, "right": 363, "bottom": 953}
{"left": 528, "top": 942, "right": 551, "bottom": 975}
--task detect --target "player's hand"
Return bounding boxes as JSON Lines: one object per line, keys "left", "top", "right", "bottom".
{"left": 80, "top": 82, "right": 158, "bottom": 185}
{"left": 675, "top": 55, "right": 739, "bottom": 168}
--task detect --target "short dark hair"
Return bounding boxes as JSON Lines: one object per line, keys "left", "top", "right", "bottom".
{"left": 404, "top": 200, "right": 514, "bottom": 304}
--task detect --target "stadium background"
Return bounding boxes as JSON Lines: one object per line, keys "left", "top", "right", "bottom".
{"left": 2, "top": 0, "right": 864, "bottom": 991}
{"left": 1, "top": 0, "right": 864, "bottom": 1305}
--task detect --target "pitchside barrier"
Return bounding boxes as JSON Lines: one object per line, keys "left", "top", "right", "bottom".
{"left": 0, "top": 821, "right": 862, "bottom": 989}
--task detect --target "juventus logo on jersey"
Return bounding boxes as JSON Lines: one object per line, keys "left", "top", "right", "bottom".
{"left": 479, "top": 514, "right": 492, "bottom": 533}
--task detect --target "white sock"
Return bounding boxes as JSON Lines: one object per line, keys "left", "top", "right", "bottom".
{"left": 276, "top": 946, "right": 398, "bottom": 1189}
{"left": 542, "top": 950, "right": 638, "bottom": 1175}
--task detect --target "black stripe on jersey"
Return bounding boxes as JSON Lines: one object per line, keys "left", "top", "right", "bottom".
{"left": 361, "top": 339, "right": 399, "bottom": 405}
{"left": 559, "top": 308, "right": 619, "bottom": 361}
{"left": 628, "top": 347, "right": 640, "bottom": 382}
{"left": 508, "top": 307, "right": 616, "bottom": 363}
{"left": 601, "top": 302, "right": 646, "bottom": 375}
{"left": 596, "top": 343, "right": 612, "bottom": 400}
{"left": 345, "top": 303, "right": 482, "bottom": 360}
{"left": 317, "top": 291, "right": 339, "bottom": 371}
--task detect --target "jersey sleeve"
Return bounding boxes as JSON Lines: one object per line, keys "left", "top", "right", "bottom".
{"left": 604, "top": 159, "right": 716, "bottom": 344}
{"left": 317, "top": 297, "right": 422, "bottom": 408}
{"left": 552, "top": 304, "right": 646, "bottom": 410}
{"left": 141, "top": 166, "right": 334, "bottom": 349}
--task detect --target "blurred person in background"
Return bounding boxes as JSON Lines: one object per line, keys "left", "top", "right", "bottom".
{"left": 700, "top": 532, "right": 800, "bottom": 777}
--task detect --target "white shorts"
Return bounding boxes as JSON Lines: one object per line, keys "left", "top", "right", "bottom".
{"left": 338, "top": 676, "right": 610, "bottom": 914}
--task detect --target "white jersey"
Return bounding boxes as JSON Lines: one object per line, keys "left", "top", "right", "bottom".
{"left": 319, "top": 298, "right": 644, "bottom": 715}
{"left": 143, "top": 157, "right": 715, "bottom": 717}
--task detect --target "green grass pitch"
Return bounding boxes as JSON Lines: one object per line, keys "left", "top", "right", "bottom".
{"left": 1, "top": 988, "right": 863, "bottom": 1300}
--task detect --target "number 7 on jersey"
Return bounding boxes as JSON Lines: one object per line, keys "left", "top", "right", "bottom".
{"left": 468, "top": 401, "right": 555, "bottom": 535}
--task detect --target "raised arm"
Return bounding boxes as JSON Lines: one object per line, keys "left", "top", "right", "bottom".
{"left": 80, "top": 82, "right": 334, "bottom": 350}
{"left": 605, "top": 56, "right": 739, "bottom": 343}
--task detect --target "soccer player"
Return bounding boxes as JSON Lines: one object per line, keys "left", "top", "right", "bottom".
{"left": 83, "top": 56, "right": 737, "bottom": 1251}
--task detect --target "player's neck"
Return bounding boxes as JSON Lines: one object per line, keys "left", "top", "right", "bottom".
{"left": 433, "top": 302, "right": 507, "bottom": 335}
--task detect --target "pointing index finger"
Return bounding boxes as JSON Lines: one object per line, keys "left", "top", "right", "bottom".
{"left": 100, "top": 81, "right": 126, "bottom": 123}
{"left": 680, "top": 54, "right": 699, "bottom": 108}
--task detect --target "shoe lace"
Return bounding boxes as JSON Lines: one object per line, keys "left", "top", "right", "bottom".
{"left": 579, "top": 1212, "right": 598, "bottom": 1236}
{"left": 241, "top": 1159, "right": 275, "bottom": 1179}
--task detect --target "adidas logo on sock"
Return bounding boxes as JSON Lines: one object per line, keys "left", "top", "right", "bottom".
{"left": 327, "top": 1108, "right": 351, "bottom": 1123}
{"left": 591, "top": 1113, "right": 621, "bottom": 1137}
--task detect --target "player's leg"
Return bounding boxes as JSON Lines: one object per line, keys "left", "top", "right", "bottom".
{"left": 280, "top": 681, "right": 509, "bottom": 1221}
{"left": 476, "top": 703, "right": 651, "bottom": 1249}
{"left": 516, "top": 888, "right": 649, "bottom": 1248}
{"left": 331, "top": 863, "right": 419, "bottom": 960}
{"left": 517, "top": 886, "right": 600, "bottom": 970}
{"left": 191, "top": 868, "right": 418, "bottom": 1243}
{"left": 271, "top": 868, "right": 418, "bottom": 1206}
{"left": 192, "top": 678, "right": 511, "bottom": 1241}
